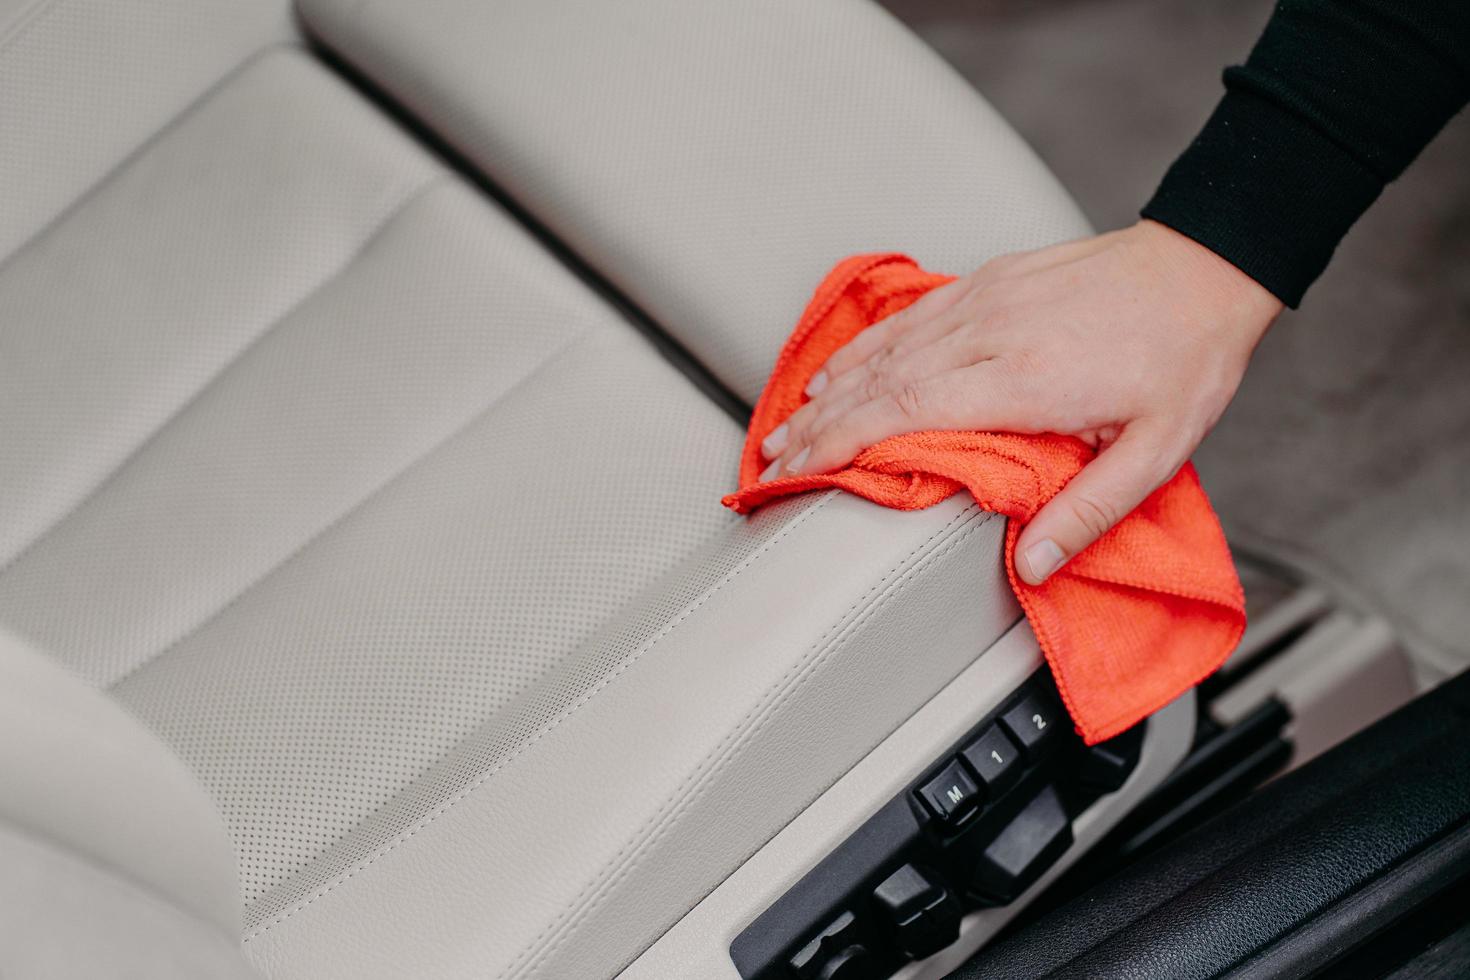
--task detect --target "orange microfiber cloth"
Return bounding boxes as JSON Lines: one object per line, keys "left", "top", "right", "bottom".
{"left": 723, "top": 253, "right": 1246, "bottom": 744}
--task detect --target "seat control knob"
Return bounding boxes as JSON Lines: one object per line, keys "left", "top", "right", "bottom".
{"left": 788, "top": 911, "right": 877, "bottom": 980}
{"left": 971, "top": 784, "right": 1072, "bottom": 905}
{"left": 872, "top": 863, "right": 961, "bottom": 960}
{"left": 814, "top": 945, "right": 876, "bottom": 980}
{"left": 1078, "top": 723, "right": 1146, "bottom": 791}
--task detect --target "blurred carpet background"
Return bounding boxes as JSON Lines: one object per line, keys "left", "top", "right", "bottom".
{"left": 881, "top": 0, "right": 1470, "bottom": 673}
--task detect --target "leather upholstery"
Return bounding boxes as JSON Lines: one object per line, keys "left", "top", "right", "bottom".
{"left": 0, "top": 2, "right": 1095, "bottom": 976}
{"left": 297, "top": 0, "right": 1091, "bottom": 403}
{"left": 0, "top": 0, "right": 294, "bottom": 259}
{"left": 242, "top": 496, "right": 1014, "bottom": 978}
{"left": 0, "top": 824, "right": 258, "bottom": 980}
{"left": 0, "top": 44, "right": 748, "bottom": 918}
{"left": 0, "top": 626, "right": 254, "bottom": 976}
{"left": 0, "top": 48, "right": 443, "bottom": 621}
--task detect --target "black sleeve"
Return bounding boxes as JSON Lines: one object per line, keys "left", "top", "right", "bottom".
{"left": 1141, "top": 0, "right": 1470, "bottom": 307}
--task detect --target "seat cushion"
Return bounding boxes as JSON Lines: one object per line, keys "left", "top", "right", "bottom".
{"left": 0, "top": 44, "right": 744, "bottom": 911}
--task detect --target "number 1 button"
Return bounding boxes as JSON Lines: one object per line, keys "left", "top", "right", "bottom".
{"left": 961, "top": 725, "right": 1022, "bottom": 797}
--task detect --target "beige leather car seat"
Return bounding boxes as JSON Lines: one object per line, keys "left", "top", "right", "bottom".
{"left": 0, "top": 1, "right": 1180, "bottom": 977}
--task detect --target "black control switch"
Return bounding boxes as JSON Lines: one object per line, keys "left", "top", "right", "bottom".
{"left": 971, "top": 785, "right": 1072, "bottom": 904}
{"left": 960, "top": 725, "right": 1022, "bottom": 797}
{"left": 872, "top": 864, "right": 961, "bottom": 960}
{"left": 788, "top": 911, "right": 876, "bottom": 980}
{"left": 916, "top": 759, "right": 981, "bottom": 826}
{"left": 999, "top": 692, "right": 1062, "bottom": 761}
{"left": 1078, "top": 722, "right": 1145, "bottom": 791}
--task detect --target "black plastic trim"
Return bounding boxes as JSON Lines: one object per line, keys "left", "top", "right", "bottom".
{"left": 731, "top": 671, "right": 1141, "bottom": 979}
{"left": 947, "top": 668, "right": 1470, "bottom": 980}
{"left": 1222, "top": 822, "right": 1470, "bottom": 980}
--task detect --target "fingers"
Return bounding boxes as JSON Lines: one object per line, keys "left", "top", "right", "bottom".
{"left": 806, "top": 238, "right": 1111, "bottom": 395}
{"left": 766, "top": 327, "right": 992, "bottom": 464}
{"left": 754, "top": 228, "right": 1248, "bottom": 575}
{"left": 810, "top": 278, "right": 970, "bottom": 392}
{"left": 1014, "top": 424, "right": 1179, "bottom": 585}
{"left": 762, "top": 365, "right": 1022, "bottom": 479}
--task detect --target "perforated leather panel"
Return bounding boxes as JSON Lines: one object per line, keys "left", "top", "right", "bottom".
{"left": 238, "top": 491, "right": 829, "bottom": 927}
{"left": 0, "top": 48, "right": 743, "bottom": 907}
{"left": 0, "top": 0, "right": 294, "bottom": 260}
{"left": 113, "top": 325, "right": 741, "bottom": 904}
{"left": 0, "top": 49, "right": 442, "bottom": 595}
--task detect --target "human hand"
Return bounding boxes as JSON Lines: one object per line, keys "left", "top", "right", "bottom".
{"left": 758, "top": 220, "right": 1283, "bottom": 585}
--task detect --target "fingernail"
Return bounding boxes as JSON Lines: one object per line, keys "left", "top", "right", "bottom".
{"left": 805, "top": 371, "right": 829, "bottom": 396}
{"left": 1022, "top": 538, "right": 1066, "bottom": 584}
{"left": 785, "top": 446, "right": 811, "bottom": 474}
{"left": 758, "top": 460, "right": 781, "bottom": 483}
{"left": 760, "top": 423, "right": 789, "bottom": 459}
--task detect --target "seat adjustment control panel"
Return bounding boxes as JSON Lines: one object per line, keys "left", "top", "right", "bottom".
{"left": 730, "top": 671, "right": 1145, "bottom": 980}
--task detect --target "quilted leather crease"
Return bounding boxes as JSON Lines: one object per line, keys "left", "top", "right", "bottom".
{"left": 725, "top": 253, "right": 1246, "bottom": 743}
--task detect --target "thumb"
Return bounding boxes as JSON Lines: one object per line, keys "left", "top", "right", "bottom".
{"left": 1015, "top": 425, "right": 1177, "bottom": 586}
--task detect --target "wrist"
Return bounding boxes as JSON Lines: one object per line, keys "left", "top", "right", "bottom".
{"left": 1135, "top": 218, "right": 1282, "bottom": 340}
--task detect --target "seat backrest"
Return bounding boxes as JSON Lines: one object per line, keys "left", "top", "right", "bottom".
{"left": 297, "top": 0, "right": 1091, "bottom": 403}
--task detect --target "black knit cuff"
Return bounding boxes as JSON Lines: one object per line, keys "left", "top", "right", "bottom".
{"left": 1141, "top": 86, "right": 1385, "bottom": 307}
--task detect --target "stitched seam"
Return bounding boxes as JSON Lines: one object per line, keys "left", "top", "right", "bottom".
{"left": 108, "top": 311, "right": 596, "bottom": 694}
{"left": 0, "top": 0, "right": 74, "bottom": 58}
{"left": 663, "top": 597, "right": 1028, "bottom": 932}
{"left": 0, "top": 43, "right": 298, "bottom": 279}
{"left": 233, "top": 483, "right": 750, "bottom": 925}
{"left": 241, "top": 492, "right": 837, "bottom": 942}
{"left": 514, "top": 506, "right": 993, "bottom": 978}
{"left": 506, "top": 505, "right": 994, "bottom": 978}
{"left": 0, "top": 0, "right": 56, "bottom": 55}
{"left": 2, "top": 172, "right": 449, "bottom": 588}
{"left": 0, "top": 54, "right": 439, "bottom": 581}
